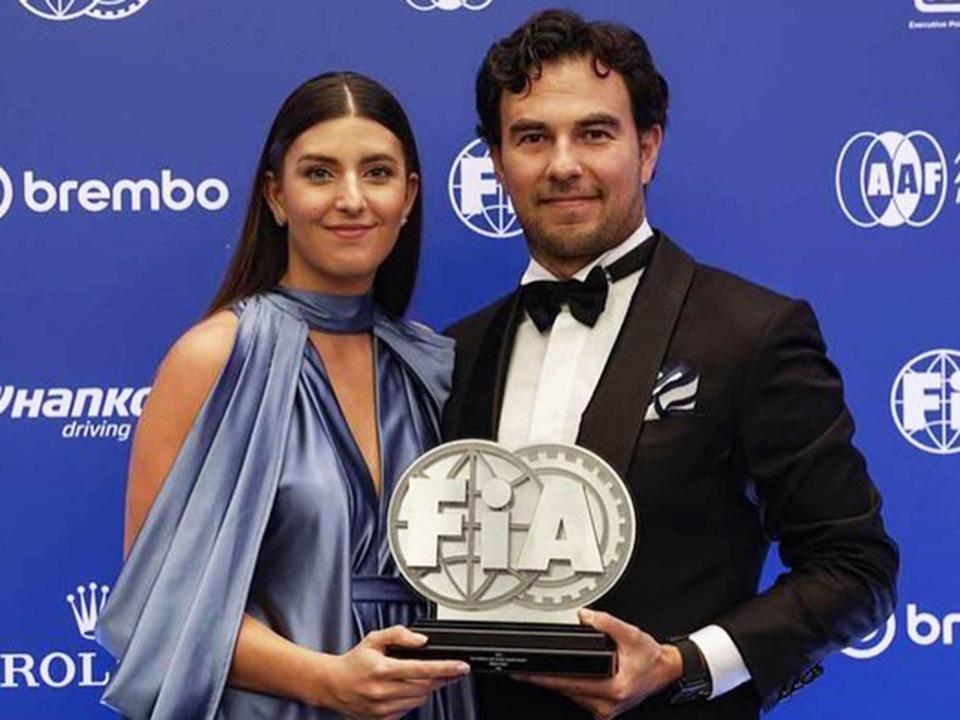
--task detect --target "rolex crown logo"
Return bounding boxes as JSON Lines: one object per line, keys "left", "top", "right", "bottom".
{"left": 66, "top": 582, "right": 110, "bottom": 640}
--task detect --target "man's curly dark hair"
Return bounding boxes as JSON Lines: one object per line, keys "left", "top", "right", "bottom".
{"left": 475, "top": 9, "right": 669, "bottom": 147}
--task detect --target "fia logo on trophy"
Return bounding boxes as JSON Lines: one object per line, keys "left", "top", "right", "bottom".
{"left": 387, "top": 440, "right": 636, "bottom": 674}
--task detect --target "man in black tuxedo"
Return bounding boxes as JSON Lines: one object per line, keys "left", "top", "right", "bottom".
{"left": 442, "top": 9, "right": 898, "bottom": 719}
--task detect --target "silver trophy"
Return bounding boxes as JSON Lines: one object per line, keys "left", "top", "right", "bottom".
{"left": 387, "top": 440, "right": 637, "bottom": 675}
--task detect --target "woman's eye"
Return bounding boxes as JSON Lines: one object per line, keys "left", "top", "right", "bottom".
{"left": 366, "top": 165, "right": 395, "bottom": 180}
{"left": 305, "top": 167, "right": 332, "bottom": 181}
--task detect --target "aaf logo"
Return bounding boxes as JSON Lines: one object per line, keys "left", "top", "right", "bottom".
{"left": 0, "top": 582, "right": 111, "bottom": 690}
{"left": 448, "top": 138, "right": 522, "bottom": 239}
{"left": 915, "top": 0, "right": 960, "bottom": 12}
{"left": 890, "top": 349, "right": 960, "bottom": 455}
{"left": 406, "top": 0, "right": 492, "bottom": 11}
{"left": 19, "top": 0, "right": 151, "bottom": 21}
{"left": 835, "top": 130, "right": 956, "bottom": 228}
{"left": 843, "top": 604, "right": 960, "bottom": 660}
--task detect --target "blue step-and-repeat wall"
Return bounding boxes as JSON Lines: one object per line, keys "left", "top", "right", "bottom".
{"left": 1, "top": 1, "right": 957, "bottom": 717}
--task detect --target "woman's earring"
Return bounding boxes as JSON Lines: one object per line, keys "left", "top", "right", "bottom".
{"left": 274, "top": 214, "right": 286, "bottom": 227}
{"left": 400, "top": 216, "right": 408, "bottom": 227}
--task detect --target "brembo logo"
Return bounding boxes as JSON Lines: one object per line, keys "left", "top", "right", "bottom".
{"left": 0, "top": 167, "right": 12, "bottom": 221}
{"left": 406, "top": 0, "right": 492, "bottom": 10}
{"left": 19, "top": 0, "right": 152, "bottom": 22}
{"left": 0, "top": 167, "right": 229, "bottom": 220}
{"left": 0, "top": 582, "right": 111, "bottom": 690}
{"left": 0, "top": 384, "right": 151, "bottom": 442}
{"left": 843, "top": 604, "right": 960, "bottom": 660}
{"left": 835, "top": 130, "right": 957, "bottom": 228}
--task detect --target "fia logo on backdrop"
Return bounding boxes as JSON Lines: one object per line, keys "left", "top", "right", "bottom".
{"left": 406, "top": 0, "right": 492, "bottom": 11}
{"left": 19, "top": 0, "right": 151, "bottom": 21}
{"left": 835, "top": 131, "right": 958, "bottom": 229}
{"left": 449, "top": 138, "right": 522, "bottom": 239}
{"left": 890, "top": 349, "right": 960, "bottom": 455}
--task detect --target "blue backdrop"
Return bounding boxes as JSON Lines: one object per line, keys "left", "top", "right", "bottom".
{"left": 1, "top": 0, "right": 958, "bottom": 717}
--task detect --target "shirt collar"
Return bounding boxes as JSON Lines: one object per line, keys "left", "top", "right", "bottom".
{"left": 519, "top": 217, "right": 654, "bottom": 286}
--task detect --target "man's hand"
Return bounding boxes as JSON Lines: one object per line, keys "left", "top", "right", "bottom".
{"left": 513, "top": 609, "right": 684, "bottom": 720}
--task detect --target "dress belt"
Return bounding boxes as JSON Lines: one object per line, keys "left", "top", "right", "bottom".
{"left": 351, "top": 575, "right": 421, "bottom": 603}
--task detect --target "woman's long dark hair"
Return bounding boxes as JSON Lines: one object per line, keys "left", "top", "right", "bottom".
{"left": 208, "top": 72, "right": 422, "bottom": 317}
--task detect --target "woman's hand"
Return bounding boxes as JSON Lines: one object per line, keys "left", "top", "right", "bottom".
{"left": 316, "top": 625, "right": 470, "bottom": 720}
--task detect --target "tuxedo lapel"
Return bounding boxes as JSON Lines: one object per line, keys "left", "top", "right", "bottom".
{"left": 455, "top": 291, "right": 524, "bottom": 440}
{"left": 577, "top": 232, "right": 696, "bottom": 480}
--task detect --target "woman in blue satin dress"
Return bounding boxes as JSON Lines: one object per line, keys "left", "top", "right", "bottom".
{"left": 95, "top": 72, "right": 475, "bottom": 720}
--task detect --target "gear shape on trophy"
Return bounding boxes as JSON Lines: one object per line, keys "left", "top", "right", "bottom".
{"left": 512, "top": 445, "right": 635, "bottom": 610}
{"left": 389, "top": 440, "right": 637, "bottom": 614}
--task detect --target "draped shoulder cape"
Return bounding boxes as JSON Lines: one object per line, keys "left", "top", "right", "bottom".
{"left": 95, "top": 289, "right": 469, "bottom": 720}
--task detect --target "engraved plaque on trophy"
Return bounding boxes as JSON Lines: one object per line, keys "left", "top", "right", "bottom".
{"left": 386, "top": 440, "right": 637, "bottom": 676}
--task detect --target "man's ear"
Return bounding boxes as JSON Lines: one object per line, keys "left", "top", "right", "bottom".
{"left": 263, "top": 171, "right": 287, "bottom": 226}
{"left": 639, "top": 125, "right": 664, "bottom": 186}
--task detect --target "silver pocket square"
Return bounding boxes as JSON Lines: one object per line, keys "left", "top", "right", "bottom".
{"left": 644, "top": 365, "right": 699, "bottom": 421}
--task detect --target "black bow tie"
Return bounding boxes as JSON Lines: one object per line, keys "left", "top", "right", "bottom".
{"left": 520, "top": 235, "right": 657, "bottom": 333}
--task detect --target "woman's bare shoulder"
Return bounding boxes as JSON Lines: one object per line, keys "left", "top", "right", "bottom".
{"left": 141, "top": 310, "right": 240, "bottom": 444}
{"left": 161, "top": 309, "right": 239, "bottom": 381}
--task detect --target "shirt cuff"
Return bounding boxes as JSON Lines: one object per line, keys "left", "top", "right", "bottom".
{"left": 688, "top": 625, "right": 751, "bottom": 700}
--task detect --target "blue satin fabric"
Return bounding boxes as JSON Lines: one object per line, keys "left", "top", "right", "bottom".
{"left": 96, "top": 289, "right": 475, "bottom": 720}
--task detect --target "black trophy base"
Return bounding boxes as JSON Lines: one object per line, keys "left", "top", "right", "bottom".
{"left": 386, "top": 619, "right": 616, "bottom": 676}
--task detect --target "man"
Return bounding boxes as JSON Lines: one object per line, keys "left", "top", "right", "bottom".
{"left": 443, "top": 9, "right": 898, "bottom": 720}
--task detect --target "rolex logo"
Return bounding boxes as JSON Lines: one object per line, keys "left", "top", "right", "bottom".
{"left": 66, "top": 583, "right": 109, "bottom": 640}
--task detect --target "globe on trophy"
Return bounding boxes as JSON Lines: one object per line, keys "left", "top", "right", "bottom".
{"left": 386, "top": 440, "right": 637, "bottom": 675}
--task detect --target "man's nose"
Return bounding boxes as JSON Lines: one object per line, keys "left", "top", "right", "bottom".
{"left": 334, "top": 174, "right": 366, "bottom": 214}
{"left": 546, "top": 139, "right": 583, "bottom": 184}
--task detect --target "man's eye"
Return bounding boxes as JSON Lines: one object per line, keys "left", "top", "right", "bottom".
{"left": 518, "top": 133, "right": 544, "bottom": 146}
{"left": 584, "top": 129, "right": 612, "bottom": 142}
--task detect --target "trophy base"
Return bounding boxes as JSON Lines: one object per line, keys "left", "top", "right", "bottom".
{"left": 386, "top": 619, "right": 616, "bottom": 676}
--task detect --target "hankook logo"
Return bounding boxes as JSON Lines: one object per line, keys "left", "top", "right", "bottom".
{"left": 19, "top": 0, "right": 152, "bottom": 21}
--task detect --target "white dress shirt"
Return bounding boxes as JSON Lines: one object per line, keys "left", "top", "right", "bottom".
{"left": 497, "top": 218, "right": 751, "bottom": 700}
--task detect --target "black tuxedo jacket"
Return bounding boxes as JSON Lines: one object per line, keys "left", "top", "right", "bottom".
{"left": 443, "top": 232, "right": 898, "bottom": 719}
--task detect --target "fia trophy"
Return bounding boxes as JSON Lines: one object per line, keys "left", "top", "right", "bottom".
{"left": 386, "top": 440, "right": 637, "bottom": 676}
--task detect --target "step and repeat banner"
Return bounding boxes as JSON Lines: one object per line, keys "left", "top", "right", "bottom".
{"left": 1, "top": 1, "right": 957, "bottom": 717}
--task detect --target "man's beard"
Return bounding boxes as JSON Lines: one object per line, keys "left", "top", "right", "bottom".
{"left": 521, "top": 192, "right": 644, "bottom": 268}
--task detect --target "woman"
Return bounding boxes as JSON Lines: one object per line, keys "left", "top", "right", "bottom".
{"left": 95, "top": 72, "right": 475, "bottom": 720}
